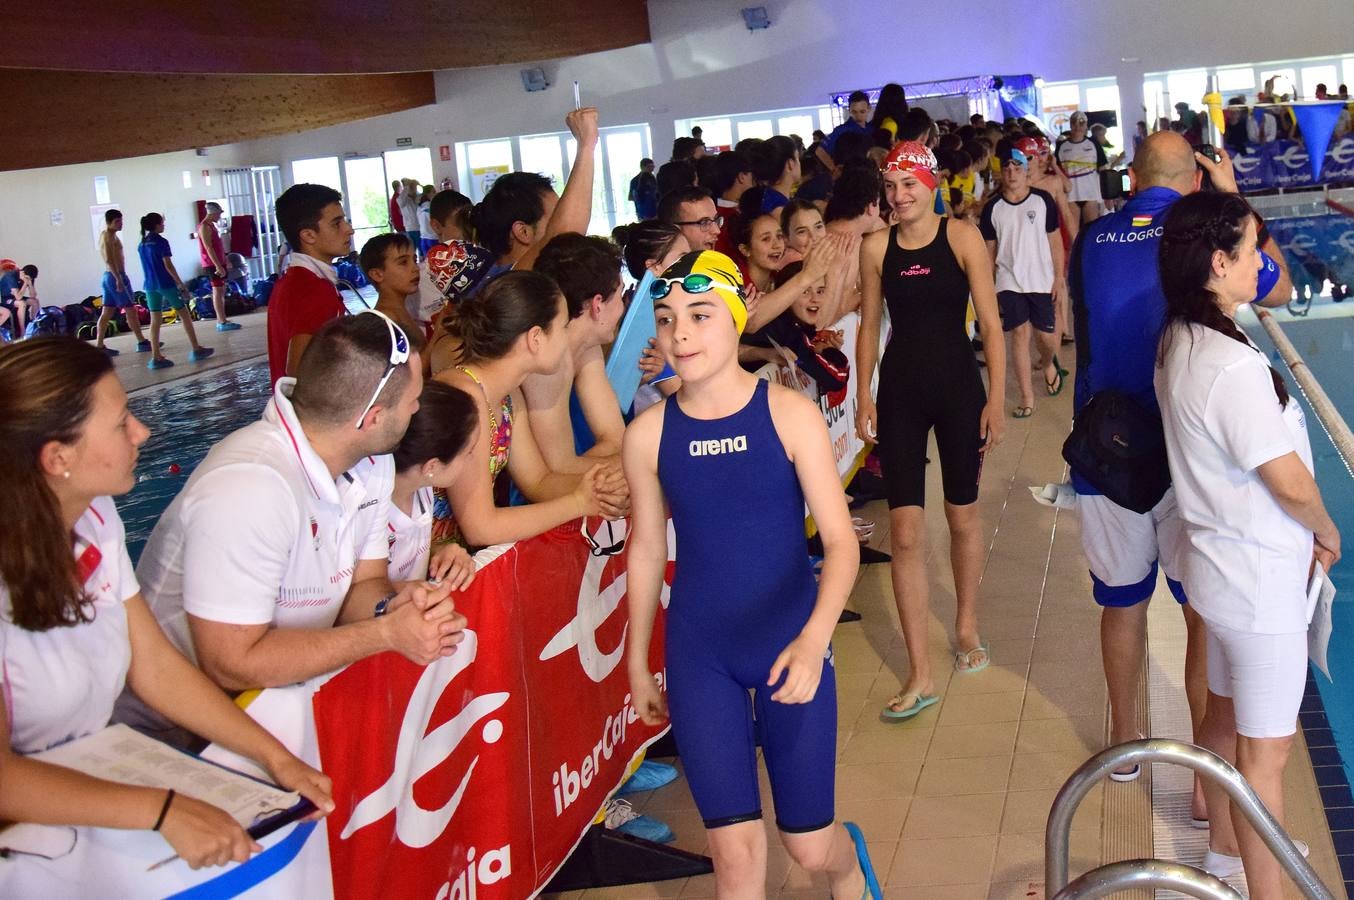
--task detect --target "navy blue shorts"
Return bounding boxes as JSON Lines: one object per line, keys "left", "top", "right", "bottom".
{"left": 998, "top": 291, "right": 1055, "bottom": 334}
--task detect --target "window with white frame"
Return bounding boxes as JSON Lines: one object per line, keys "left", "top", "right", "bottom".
{"left": 453, "top": 125, "right": 653, "bottom": 233}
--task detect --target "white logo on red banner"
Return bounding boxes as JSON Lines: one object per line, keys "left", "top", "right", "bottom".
{"left": 539, "top": 519, "right": 674, "bottom": 682}
{"left": 340, "top": 630, "right": 510, "bottom": 848}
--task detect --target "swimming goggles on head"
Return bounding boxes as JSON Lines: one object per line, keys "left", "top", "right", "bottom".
{"left": 649, "top": 272, "right": 742, "bottom": 304}
{"left": 354, "top": 308, "right": 411, "bottom": 429}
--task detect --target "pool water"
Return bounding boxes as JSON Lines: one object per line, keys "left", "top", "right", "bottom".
{"left": 119, "top": 361, "right": 273, "bottom": 563}
{"left": 1246, "top": 314, "right": 1354, "bottom": 783}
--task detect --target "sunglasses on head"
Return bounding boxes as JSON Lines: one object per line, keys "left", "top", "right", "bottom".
{"left": 354, "top": 309, "right": 411, "bottom": 429}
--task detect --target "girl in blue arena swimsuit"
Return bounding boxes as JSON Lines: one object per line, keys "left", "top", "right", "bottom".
{"left": 623, "top": 250, "right": 881, "bottom": 899}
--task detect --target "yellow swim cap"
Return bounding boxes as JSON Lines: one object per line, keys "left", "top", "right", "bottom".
{"left": 651, "top": 250, "right": 749, "bottom": 334}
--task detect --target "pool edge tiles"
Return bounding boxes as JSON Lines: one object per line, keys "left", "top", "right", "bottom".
{"left": 1303, "top": 671, "right": 1354, "bottom": 894}
{"left": 125, "top": 351, "right": 269, "bottom": 398}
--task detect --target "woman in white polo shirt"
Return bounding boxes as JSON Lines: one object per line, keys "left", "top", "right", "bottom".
{"left": 1155, "top": 192, "right": 1340, "bottom": 897}
{"left": 0, "top": 338, "right": 333, "bottom": 870}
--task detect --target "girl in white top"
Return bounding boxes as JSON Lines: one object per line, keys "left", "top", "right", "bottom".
{"left": 388, "top": 382, "right": 480, "bottom": 587}
{"left": 0, "top": 337, "right": 333, "bottom": 871}
{"left": 1154, "top": 192, "right": 1340, "bottom": 897}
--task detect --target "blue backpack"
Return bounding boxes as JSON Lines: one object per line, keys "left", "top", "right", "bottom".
{"left": 24, "top": 306, "right": 67, "bottom": 338}
{"left": 252, "top": 274, "right": 278, "bottom": 306}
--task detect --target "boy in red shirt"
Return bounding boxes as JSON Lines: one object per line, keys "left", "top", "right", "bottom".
{"left": 267, "top": 184, "right": 355, "bottom": 384}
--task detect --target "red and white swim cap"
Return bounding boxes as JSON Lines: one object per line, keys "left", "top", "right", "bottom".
{"left": 880, "top": 142, "right": 938, "bottom": 190}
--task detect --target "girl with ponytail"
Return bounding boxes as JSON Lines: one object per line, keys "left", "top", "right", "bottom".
{"left": 427, "top": 271, "right": 623, "bottom": 551}
{"left": 1155, "top": 190, "right": 1339, "bottom": 896}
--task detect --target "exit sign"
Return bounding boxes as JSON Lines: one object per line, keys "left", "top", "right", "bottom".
{"left": 395, "top": 137, "right": 413, "bottom": 147}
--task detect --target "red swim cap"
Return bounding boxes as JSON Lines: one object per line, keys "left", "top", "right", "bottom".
{"left": 1014, "top": 136, "right": 1042, "bottom": 158}
{"left": 882, "top": 142, "right": 936, "bottom": 189}
{"left": 880, "top": 141, "right": 939, "bottom": 190}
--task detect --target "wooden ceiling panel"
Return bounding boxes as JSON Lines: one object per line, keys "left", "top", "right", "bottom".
{"left": 4, "top": 1, "right": 651, "bottom": 74}
{"left": 0, "top": 71, "right": 436, "bottom": 170}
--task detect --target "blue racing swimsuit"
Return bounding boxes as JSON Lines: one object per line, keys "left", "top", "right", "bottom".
{"left": 657, "top": 378, "right": 836, "bottom": 833}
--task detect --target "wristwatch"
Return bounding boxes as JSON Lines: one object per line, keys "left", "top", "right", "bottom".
{"left": 373, "top": 591, "right": 397, "bottom": 617}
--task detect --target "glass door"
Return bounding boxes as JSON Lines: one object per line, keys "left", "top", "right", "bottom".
{"left": 605, "top": 129, "right": 646, "bottom": 226}
{"left": 383, "top": 148, "right": 434, "bottom": 190}
{"left": 460, "top": 139, "right": 515, "bottom": 202}
{"left": 342, "top": 157, "right": 392, "bottom": 253}
{"left": 519, "top": 135, "right": 567, "bottom": 194}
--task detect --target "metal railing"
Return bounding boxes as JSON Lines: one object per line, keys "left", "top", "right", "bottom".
{"left": 1253, "top": 307, "right": 1354, "bottom": 479}
{"left": 1055, "top": 859, "right": 1240, "bottom": 899}
{"left": 1045, "top": 738, "right": 1334, "bottom": 900}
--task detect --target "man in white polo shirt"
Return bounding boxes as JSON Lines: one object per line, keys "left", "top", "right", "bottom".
{"left": 135, "top": 311, "right": 464, "bottom": 699}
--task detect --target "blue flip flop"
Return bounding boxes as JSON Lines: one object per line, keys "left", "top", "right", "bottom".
{"left": 844, "top": 821, "right": 884, "bottom": 900}
{"left": 881, "top": 691, "right": 939, "bottom": 721}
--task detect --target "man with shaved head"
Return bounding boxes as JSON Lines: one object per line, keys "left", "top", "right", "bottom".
{"left": 1067, "top": 132, "right": 1291, "bottom": 814}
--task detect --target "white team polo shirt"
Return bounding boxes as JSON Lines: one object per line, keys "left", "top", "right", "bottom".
{"left": 1156, "top": 323, "right": 1315, "bottom": 634}
{"left": 978, "top": 188, "right": 1059, "bottom": 294}
{"left": 2, "top": 497, "right": 136, "bottom": 754}
{"left": 137, "top": 378, "right": 393, "bottom": 666}
{"left": 386, "top": 485, "right": 434, "bottom": 583}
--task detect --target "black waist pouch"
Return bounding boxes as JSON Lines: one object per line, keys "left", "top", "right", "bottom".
{"left": 1062, "top": 389, "right": 1170, "bottom": 514}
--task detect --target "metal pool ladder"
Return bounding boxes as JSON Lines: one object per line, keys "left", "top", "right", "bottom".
{"left": 1045, "top": 737, "right": 1334, "bottom": 899}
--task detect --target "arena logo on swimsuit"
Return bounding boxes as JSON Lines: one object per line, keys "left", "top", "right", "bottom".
{"left": 688, "top": 436, "right": 748, "bottom": 456}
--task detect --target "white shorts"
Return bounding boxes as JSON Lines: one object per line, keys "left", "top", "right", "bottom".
{"left": 1078, "top": 489, "right": 1186, "bottom": 607}
{"left": 1204, "top": 621, "right": 1306, "bottom": 739}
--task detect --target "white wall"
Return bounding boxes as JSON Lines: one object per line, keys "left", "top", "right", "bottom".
{"left": 0, "top": 146, "right": 250, "bottom": 306}
{"left": 233, "top": 0, "right": 1354, "bottom": 182}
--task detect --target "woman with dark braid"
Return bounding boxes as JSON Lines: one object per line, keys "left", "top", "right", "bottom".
{"left": 1155, "top": 191, "right": 1338, "bottom": 896}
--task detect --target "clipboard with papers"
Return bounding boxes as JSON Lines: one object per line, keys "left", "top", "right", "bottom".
{"left": 1307, "top": 565, "right": 1337, "bottom": 681}
{"left": 0, "top": 724, "right": 313, "bottom": 860}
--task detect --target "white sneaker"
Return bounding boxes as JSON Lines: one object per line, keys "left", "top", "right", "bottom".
{"left": 1202, "top": 839, "right": 1308, "bottom": 880}
{"left": 1201, "top": 849, "right": 1244, "bottom": 879}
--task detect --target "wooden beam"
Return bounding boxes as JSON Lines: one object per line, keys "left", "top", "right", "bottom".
{"left": 0, "top": 71, "right": 436, "bottom": 170}
{"left": 4, "top": 1, "right": 650, "bottom": 75}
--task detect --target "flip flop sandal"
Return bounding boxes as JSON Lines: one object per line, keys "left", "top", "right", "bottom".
{"left": 881, "top": 691, "right": 940, "bottom": 721}
{"left": 1045, "top": 369, "right": 1065, "bottom": 396}
{"left": 1013, "top": 406, "right": 1034, "bottom": 418}
{"left": 843, "top": 822, "right": 884, "bottom": 900}
{"left": 954, "top": 642, "right": 990, "bottom": 673}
